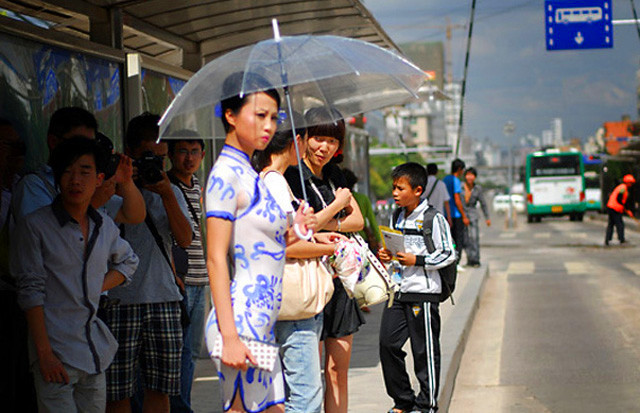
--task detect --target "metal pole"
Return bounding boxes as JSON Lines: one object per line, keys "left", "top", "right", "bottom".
{"left": 454, "top": 0, "right": 477, "bottom": 157}
{"left": 503, "top": 121, "right": 515, "bottom": 228}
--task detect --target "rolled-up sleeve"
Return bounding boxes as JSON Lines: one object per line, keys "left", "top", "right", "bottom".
{"left": 11, "top": 218, "right": 47, "bottom": 310}
{"left": 107, "top": 222, "right": 139, "bottom": 286}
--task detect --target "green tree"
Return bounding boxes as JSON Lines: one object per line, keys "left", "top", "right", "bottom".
{"left": 369, "top": 150, "right": 425, "bottom": 200}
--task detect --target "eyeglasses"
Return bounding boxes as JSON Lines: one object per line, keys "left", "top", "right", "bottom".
{"left": 176, "top": 148, "right": 203, "bottom": 157}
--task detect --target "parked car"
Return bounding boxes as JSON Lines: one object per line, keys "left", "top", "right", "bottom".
{"left": 493, "top": 194, "right": 525, "bottom": 214}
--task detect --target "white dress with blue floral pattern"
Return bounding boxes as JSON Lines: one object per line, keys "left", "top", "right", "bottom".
{"left": 204, "top": 145, "right": 287, "bottom": 412}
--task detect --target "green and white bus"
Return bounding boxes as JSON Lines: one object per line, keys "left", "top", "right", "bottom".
{"left": 525, "top": 149, "right": 586, "bottom": 223}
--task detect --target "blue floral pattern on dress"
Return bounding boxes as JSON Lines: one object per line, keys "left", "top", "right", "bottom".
{"left": 204, "top": 145, "right": 287, "bottom": 412}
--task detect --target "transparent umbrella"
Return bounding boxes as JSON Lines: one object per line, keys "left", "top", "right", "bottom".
{"left": 159, "top": 20, "right": 428, "bottom": 200}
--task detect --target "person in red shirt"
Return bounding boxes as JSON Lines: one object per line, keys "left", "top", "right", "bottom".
{"left": 605, "top": 174, "right": 636, "bottom": 246}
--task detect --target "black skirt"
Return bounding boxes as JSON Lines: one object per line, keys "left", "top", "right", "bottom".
{"left": 322, "top": 278, "right": 366, "bottom": 340}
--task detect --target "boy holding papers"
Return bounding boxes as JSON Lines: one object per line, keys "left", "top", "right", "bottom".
{"left": 378, "top": 162, "right": 456, "bottom": 413}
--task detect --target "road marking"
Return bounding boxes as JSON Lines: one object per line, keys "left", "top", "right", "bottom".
{"left": 506, "top": 261, "right": 534, "bottom": 274}
{"left": 568, "top": 232, "right": 588, "bottom": 239}
{"left": 534, "top": 232, "right": 550, "bottom": 239}
{"left": 565, "top": 261, "right": 588, "bottom": 274}
{"left": 499, "top": 232, "right": 516, "bottom": 239}
{"left": 623, "top": 263, "right": 640, "bottom": 275}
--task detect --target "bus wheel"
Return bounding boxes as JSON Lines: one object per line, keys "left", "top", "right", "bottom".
{"left": 527, "top": 215, "right": 533, "bottom": 223}
{"left": 577, "top": 213, "right": 584, "bottom": 222}
{"left": 569, "top": 214, "right": 576, "bottom": 221}
{"left": 535, "top": 216, "right": 542, "bottom": 223}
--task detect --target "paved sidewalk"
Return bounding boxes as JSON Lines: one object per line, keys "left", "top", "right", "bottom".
{"left": 190, "top": 265, "right": 488, "bottom": 412}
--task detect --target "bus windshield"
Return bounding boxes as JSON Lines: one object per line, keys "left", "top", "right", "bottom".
{"left": 530, "top": 155, "right": 580, "bottom": 177}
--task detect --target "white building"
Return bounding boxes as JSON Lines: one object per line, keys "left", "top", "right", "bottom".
{"left": 552, "top": 117, "right": 563, "bottom": 146}
{"left": 542, "top": 129, "right": 554, "bottom": 147}
{"left": 444, "top": 82, "right": 462, "bottom": 151}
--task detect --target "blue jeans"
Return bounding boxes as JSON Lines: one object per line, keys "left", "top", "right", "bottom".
{"left": 274, "top": 313, "right": 324, "bottom": 413}
{"left": 185, "top": 285, "right": 206, "bottom": 360}
{"left": 169, "top": 285, "right": 206, "bottom": 413}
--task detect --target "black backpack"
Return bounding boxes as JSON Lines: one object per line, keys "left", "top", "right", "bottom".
{"left": 392, "top": 205, "right": 457, "bottom": 304}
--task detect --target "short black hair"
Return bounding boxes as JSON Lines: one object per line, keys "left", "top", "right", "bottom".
{"left": 220, "top": 72, "right": 281, "bottom": 133}
{"left": 465, "top": 167, "right": 477, "bottom": 177}
{"left": 426, "top": 163, "right": 438, "bottom": 176}
{"left": 392, "top": 162, "right": 427, "bottom": 192}
{"left": 47, "top": 107, "right": 98, "bottom": 138}
{"left": 451, "top": 158, "right": 466, "bottom": 174}
{"left": 50, "top": 137, "right": 105, "bottom": 188}
{"left": 305, "top": 107, "right": 345, "bottom": 148}
{"left": 125, "top": 112, "right": 160, "bottom": 150}
{"left": 167, "top": 129, "right": 205, "bottom": 154}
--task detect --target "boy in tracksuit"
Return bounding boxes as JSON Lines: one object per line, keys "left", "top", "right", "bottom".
{"left": 378, "top": 162, "right": 456, "bottom": 413}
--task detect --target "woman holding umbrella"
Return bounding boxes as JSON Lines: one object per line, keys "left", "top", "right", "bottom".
{"left": 204, "top": 73, "right": 312, "bottom": 413}
{"left": 285, "top": 107, "right": 364, "bottom": 413}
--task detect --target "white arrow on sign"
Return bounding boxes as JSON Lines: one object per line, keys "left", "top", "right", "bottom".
{"left": 575, "top": 31, "right": 584, "bottom": 44}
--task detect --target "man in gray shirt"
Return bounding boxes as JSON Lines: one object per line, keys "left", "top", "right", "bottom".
{"left": 424, "top": 163, "right": 452, "bottom": 227}
{"left": 105, "top": 114, "right": 193, "bottom": 413}
{"left": 12, "top": 138, "right": 139, "bottom": 412}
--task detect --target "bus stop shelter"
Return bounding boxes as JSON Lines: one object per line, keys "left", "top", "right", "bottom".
{"left": 0, "top": 0, "right": 402, "bottom": 185}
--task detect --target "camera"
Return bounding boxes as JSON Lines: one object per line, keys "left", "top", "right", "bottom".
{"left": 133, "top": 151, "right": 164, "bottom": 186}
{"left": 95, "top": 132, "right": 120, "bottom": 180}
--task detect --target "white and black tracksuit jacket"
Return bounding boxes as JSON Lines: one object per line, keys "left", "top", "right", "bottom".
{"left": 379, "top": 199, "right": 456, "bottom": 413}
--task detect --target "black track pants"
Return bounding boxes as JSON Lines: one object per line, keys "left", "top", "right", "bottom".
{"left": 379, "top": 299, "right": 441, "bottom": 412}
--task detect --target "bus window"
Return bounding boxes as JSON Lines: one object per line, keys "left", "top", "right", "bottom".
{"left": 531, "top": 155, "right": 580, "bottom": 177}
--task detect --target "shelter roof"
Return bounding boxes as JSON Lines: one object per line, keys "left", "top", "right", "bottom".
{"left": 1, "top": 0, "right": 401, "bottom": 68}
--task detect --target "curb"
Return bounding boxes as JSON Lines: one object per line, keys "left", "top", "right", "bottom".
{"left": 438, "top": 265, "right": 489, "bottom": 412}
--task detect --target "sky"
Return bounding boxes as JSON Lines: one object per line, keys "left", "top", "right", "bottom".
{"left": 364, "top": 0, "right": 640, "bottom": 145}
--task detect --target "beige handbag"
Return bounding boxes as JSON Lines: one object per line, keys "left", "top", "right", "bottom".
{"left": 278, "top": 256, "right": 335, "bottom": 320}
{"left": 259, "top": 170, "right": 335, "bottom": 321}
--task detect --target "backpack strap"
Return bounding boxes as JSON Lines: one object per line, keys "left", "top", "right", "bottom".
{"left": 391, "top": 206, "right": 403, "bottom": 229}
{"left": 421, "top": 206, "right": 438, "bottom": 254}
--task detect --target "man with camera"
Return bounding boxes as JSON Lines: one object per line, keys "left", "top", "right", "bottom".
{"left": 11, "top": 106, "right": 145, "bottom": 225}
{"left": 104, "top": 113, "right": 193, "bottom": 413}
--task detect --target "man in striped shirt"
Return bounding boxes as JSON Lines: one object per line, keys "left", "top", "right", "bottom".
{"left": 167, "top": 132, "right": 208, "bottom": 413}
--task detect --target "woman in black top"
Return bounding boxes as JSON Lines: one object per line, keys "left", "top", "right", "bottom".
{"left": 285, "top": 108, "right": 364, "bottom": 413}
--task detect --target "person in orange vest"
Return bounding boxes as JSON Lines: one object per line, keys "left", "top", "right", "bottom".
{"left": 605, "top": 174, "right": 636, "bottom": 246}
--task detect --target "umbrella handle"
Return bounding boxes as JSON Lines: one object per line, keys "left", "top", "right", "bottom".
{"left": 293, "top": 223, "right": 313, "bottom": 241}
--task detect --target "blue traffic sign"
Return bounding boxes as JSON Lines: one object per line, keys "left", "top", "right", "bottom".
{"left": 545, "top": 0, "right": 613, "bottom": 50}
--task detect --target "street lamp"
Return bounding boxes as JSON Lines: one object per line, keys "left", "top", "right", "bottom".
{"left": 503, "top": 121, "right": 516, "bottom": 228}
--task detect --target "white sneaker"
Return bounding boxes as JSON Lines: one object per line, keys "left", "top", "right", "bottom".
{"left": 457, "top": 264, "right": 465, "bottom": 272}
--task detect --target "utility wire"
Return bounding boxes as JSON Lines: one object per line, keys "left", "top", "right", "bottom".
{"left": 630, "top": 0, "right": 640, "bottom": 43}
{"left": 455, "top": 0, "right": 477, "bottom": 157}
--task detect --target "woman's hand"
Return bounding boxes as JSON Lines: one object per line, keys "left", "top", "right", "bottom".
{"left": 293, "top": 202, "right": 316, "bottom": 239}
{"left": 378, "top": 247, "right": 393, "bottom": 263}
{"left": 333, "top": 187, "right": 352, "bottom": 210}
{"left": 221, "top": 336, "right": 258, "bottom": 371}
{"left": 314, "top": 232, "right": 347, "bottom": 244}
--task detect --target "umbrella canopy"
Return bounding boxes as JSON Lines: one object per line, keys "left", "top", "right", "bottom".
{"left": 158, "top": 32, "right": 427, "bottom": 139}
